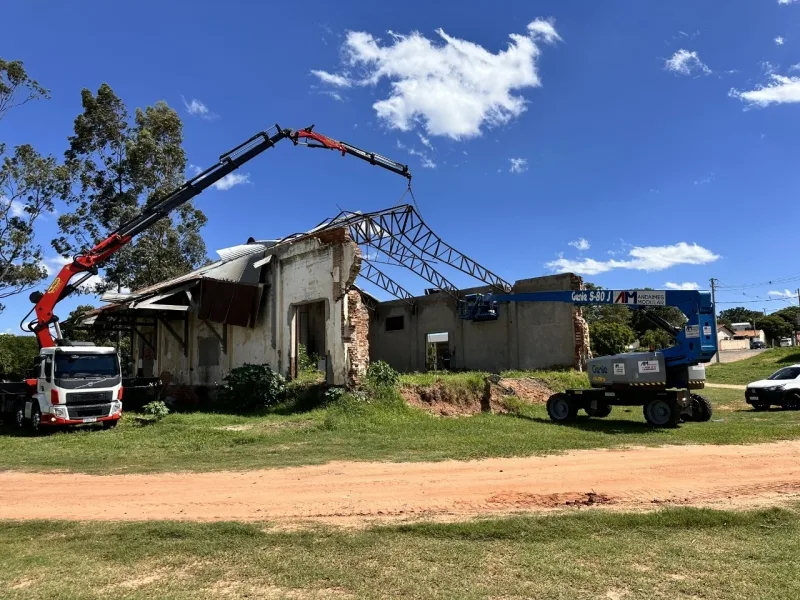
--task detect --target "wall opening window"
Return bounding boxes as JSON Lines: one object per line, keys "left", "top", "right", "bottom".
{"left": 386, "top": 315, "right": 404, "bottom": 332}
{"left": 426, "top": 331, "right": 451, "bottom": 371}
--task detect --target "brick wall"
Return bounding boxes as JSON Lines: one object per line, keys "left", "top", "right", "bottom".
{"left": 345, "top": 289, "right": 371, "bottom": 387}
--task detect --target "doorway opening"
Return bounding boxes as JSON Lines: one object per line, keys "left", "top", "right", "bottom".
{"left": 294, "top": 301, "right": 327, "bottom": 380}
{"left": 425, "top": 331, "right": 451, "bottom": 371}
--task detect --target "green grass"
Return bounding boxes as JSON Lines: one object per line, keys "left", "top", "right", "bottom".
{"left": 707, "top": 347, "right": 800, "bottom": 385}
{"left": 398, "top": 368, "right": 589, "bottom": 393}
{"left": 3, "top": 507, "right": 800, "bottom": 599}
{"left": 2, "top": 386, "right": 800, "bottom": 474}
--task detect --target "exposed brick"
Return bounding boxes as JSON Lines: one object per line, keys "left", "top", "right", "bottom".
{"left": 345, "top": 289, "right": 370, "bottom": 387}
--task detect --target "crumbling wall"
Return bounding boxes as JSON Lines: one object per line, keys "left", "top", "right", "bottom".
{"left": 344, "top": 289, "right": 370, "bottom": 386}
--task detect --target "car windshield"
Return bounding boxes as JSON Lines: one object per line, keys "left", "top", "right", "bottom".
{"left": 767, "top": 367, "right": 800, "bottom": 381}
{"left": 54, "top": 353, "right": 119, "bottom": 379}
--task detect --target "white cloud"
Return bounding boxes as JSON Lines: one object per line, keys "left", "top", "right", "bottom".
{"left": 664, "top": 281, "right": 700, "bottom": 291}
{"left": 778, "top": 0, "right": 797, "bottom": 5}
{"left": 188, "top": 164, "right": 202, "bottom": 176}
{"left": 321, "top": 91, "right": 345, "bottom": 102}
{"left": 310, "top": 69, "right": 352, "bottom": 87}
{"left": 1, "top": 196, "right": 25, "bottom": 217}
{"left": 761, "top": 60, "right": 778, "bottom": 75}
{"left": 664, "top": 49, "right": 712, "bottom": 76}
{"left": 545, "top": 242, "right": 719, "bottom": 276}
{"left": 396, "top": 140, "right": 436, "bottom": 168}
{"left": 769, "top": 289, "right": 795, "bottom": 298}
{"left": 181, "top": 95, "right": 217, "bottom": 120}
{"left": 568, "top": 238, "right": 590, "bottom": 251}
{"left": 313, "top": 18, "right": 561, "bottom": 139}
{"left": 526, "top": 18, "right": 562, "bottom": 45}
{"left": 729, "top": 74, "right": 800, "bottom": 107}
{"left": 694, "top": 173, "right": 714, "bottom": 185}
{"left": 791, "top": 63, "right": 800, "bottom": 72}
{"left": 508, "top": 157, "right": 528, "bottom": 173}
{"left": 775, "top": 36, "right": 786, "bottom": 46}
{"left": 417, "top": 133, "right": 433, "bottom": 150}
{"left": 213, "top": 173, "right": 251, "bottom": 191}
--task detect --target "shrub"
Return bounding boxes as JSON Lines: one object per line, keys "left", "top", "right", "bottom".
{"left": 589, "top": 321, "right": 636, "bottom": 357}
{"left": 365, "top": 360, "right": 399, "bottom": 389}
{"left": 142, "top": 400, "right": 170, "bottom": 421}
{"left": 323, "top": 386, "right": 347, "bottom": 405}
{"left": 218, "top": 363, "right": 287, "bottom": 412}
{"left": 298, "top": 344, "right": 320, "bottom": 373}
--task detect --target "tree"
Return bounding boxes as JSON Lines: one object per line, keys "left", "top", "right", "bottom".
{"left": 0, "top": 59, "right": 64, "bottom": 314}
{"left": 718, "top": 307, "right": 763, "bottom": 329}
{"left": 773, "top": 306, "right": 800, "bottom": 332}
{"left": 54, "top": 84, "right": 207, "bottom": 294}
{"left": 0, "top": 334, "right": 39, "bottom": 380}
{"left": 61, "top": 304, "right": 131, "bottom": 369}
{"left": 640, "top": 329, "right": 673, "bottom": 351}
{"left": 758, "top": 315, "right": 793, "bottom": 344}
{"left": 581, "top": 283, "right": 632, "bottom": 327}
{"left": 589, "top": 321, "right": 636, "bottom": 357}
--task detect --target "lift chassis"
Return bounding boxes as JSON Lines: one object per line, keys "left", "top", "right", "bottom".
{"left": 459, "top": 288, "right": 717, "bottom": 428}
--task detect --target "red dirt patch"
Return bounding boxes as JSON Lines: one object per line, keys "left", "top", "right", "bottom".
{"left": 400, "top": 376, "right": 554, "bottom": 416}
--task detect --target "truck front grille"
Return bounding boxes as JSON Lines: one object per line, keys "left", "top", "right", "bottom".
{"left": 65, "top": 391, "right": 113, "bottom": 406}
{"left": 67, "top": 404, "right": 112, "bottom": 419}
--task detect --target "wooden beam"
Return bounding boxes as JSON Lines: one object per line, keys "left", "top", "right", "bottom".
{"left": 202, "top": 320, "right": 227, "bottom": 354}
{"left": 159, "top": 317, "right": 187, "bottom": 357}
{"left": 133, "top": 327, "right": 156, "bottom": 353}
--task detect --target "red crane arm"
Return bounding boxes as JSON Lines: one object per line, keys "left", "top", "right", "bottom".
{"left": 23, "top": 124, "right": 411, "bottom": 347}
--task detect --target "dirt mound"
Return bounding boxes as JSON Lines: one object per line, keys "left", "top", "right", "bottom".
{"left": 400, "top": 376, "right": 554, "bottom": 417}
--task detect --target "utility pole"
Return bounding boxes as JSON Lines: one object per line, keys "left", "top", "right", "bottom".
{"left": 710, "top": 277, "right": 720, "bottom": 363}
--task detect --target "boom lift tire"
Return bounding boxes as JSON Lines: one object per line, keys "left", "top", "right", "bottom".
{"left": 547, "top": 393, "right": 579, "bottom": 423}
{"left": 643, "top": 398, "right": 681, "bottom": 428}
{"left": 688, "top": 394, "right": 713, "bottom": 422}
{"left": 585, "top": 403, "right": 612, "bottom": 418}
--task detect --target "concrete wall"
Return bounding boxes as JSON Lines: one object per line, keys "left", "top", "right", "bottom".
{"left": 138, "top": 232, "right": 362, "bottom": 388}
{"left": 369, "top": 273, "right": 581, "bottom": 373}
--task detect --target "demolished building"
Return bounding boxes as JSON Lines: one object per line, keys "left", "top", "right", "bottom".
{"left": 80, "top": 204, "right": 590, "bottom": 391}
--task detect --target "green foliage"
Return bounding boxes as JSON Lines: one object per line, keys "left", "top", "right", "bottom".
{"left": 54, "top": 84, "right": 207, "bottom": 293}
{"left": 0, "top": 58, "right": 49, "bottom": 121}
{"left": 707, "top": 347, "right": 800, "bottom": 385}
{"left": 640, "top": 328, "right": 673, "bottom": 350}
{"left": 588, "top": 321, "right": 636, "bottom": 357}
{"left": 581, "top": 283, "right": 631, "bottom": 327}
{"left": 773, "top": 306, "right": 800, "bottom": 330}
{"left": 365, "top": 360, "right": 399, "bottom": 389}
{"left": 0, "top": 334, "right": 38, "bottom": 379}
{"left": 142, "top": 400, "right": 169, "bottom": 421}
{"left": 718, "top": 307, "right": 764, "bottom": 329}
{"left": 298, "top": 343, "right": 320, "bottom": 373}
{"left": 218, "top": 364, "right": 287, "bottom": 412}
{"left": 758, "top": 315, "right": 793, "bottom": 344}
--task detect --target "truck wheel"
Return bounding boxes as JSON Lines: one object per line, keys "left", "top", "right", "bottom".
{"left": 29, "top": 402, "right": 42, "bottom": 432}
{"left": 547, "top": 393, "right": 578, "bottom": 423}
{"left": 585, "top": 403, "right": 612, "bottom": 418}
{"left": 643, "top": 398, "right": 680, "bottom": 428}
{"left": 752, "top": 402, "right": 770, "bottom": 412}
{"left": 689, "top": 394, "right": 713, "bottom": 422}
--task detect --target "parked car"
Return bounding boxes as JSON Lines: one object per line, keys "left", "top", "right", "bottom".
{"left": 750, "top": 340, "right": 766, "bottom": 349}
{"left": 745, "top": 364, "right": 800, "bottom": 411}
{"left": 779, "top": 338, "right": 793, "bottom": 348}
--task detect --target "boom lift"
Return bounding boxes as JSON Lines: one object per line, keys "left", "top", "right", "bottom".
{"left": 459, "top": 288, "right": 717, "bottom": 427}
{"left": 0, "top": 124, "right": 411, "bottom": 431}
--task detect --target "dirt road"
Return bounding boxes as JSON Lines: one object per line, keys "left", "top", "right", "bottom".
{"left": 3, "top": 441, "right": 800, "bottom": 526}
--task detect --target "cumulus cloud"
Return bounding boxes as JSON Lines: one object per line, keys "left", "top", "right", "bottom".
{"left": 664, "top": 49, "right": 712, "bottom": 76}
{"left": 775, "top": 36, "right": 786, "bottom": 45}
{"left": 568, "top": 238, "right": 590, "bottom": 251}
{"left": 729, "top": 74, "right": 800, "bottom": 107}
{"left": 213, "top": 173, "right": 251, "bottom": 191}
{"left": 508, "top": 157, "right": 528, "bottom": 173}
{"left": 312, "top": 18, "right": 562, "bottom": 139}
{"left": 545, "top": 242, "right": 719, "bottom": 276}
{"left": 664, "top": 281, "right": 700, "bottom": 291}
{"left": 778, "top": 0, "right": 797, "bottom": 5}
{"left": 181, "top": 95, "right": 218, "bottom": 120}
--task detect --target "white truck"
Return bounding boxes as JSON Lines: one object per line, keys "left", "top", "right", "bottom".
{"left": 0, "top": 341, "right": 123, "bottom": 431}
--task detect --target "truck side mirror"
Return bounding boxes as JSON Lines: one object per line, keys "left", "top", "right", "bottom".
{"left": 44, "top": 357, "right": 52, "bottom": 383}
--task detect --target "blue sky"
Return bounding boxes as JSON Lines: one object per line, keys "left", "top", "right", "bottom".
{"left": 2, "top": 0, "right": 800, "bottom": 333}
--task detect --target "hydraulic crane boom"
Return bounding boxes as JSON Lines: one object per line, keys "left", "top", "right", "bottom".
{"left": 23, "top": 123, "right": 411, "bottom": 348}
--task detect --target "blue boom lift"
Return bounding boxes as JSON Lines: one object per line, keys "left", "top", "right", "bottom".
{"left": 458, "top": 289, "right": 717, "bottom": 427}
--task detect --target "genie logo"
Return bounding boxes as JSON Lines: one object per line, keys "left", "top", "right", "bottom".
{"left": 591, "top": 364, "right": 608, "bottom": 375}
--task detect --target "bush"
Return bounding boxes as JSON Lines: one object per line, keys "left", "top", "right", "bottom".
{"left": 142, "top": 400, "right": 170, "bottom": 421}
{"left": 589, "top": 321, "right": 636, "bottom": 357}
{"left": 218, "top": 363, "right": 287, "bottom": 412}
{"left": 365, "top": 360, "right": 399, "bottom": 389}
{"left": 298, "top": 344, "right": 320, "bottom": 373}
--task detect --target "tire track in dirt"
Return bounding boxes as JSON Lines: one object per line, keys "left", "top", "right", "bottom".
{"left": 2, "top": 440, "right": 800, "bottom": 526}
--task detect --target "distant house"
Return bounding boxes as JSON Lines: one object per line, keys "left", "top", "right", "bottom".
{"left": 717, "top": 324, "right": 735, "bottom": 341}
{"left": 732, "top": 329, "right": 766, "bottom": 344}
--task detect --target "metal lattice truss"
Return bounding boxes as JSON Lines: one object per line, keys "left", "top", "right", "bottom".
{"left": 277, "top": 204, "right": 511, "bottom": 303}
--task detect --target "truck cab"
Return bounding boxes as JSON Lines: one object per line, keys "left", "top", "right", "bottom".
{"left": 20, "top": 341, "right": 123, "bottom": 430}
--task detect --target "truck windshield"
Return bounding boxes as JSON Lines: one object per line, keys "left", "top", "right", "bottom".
{"left": 54, "top": 353, "right": 119, "bottom": 379}
{"left": 767, "top": 367, "right": 800, "bottom": 381}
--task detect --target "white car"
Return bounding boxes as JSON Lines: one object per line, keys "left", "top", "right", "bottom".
{"left": 745, "top": 364, "right": 800, "bottom": 411}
